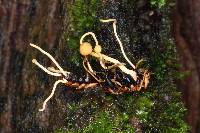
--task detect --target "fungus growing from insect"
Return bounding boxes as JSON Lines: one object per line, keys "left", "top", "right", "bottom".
{"left": 79, "top": 19, "right": 150, "bottom": 94}
{"left": 30, "top": 19, "right": 150, "bottom": 111}
{"left": 79, "top": 19, "right": 138, "bottom": 81}
{"left": 30, "top": 43, "right": 69, "bottom": 112}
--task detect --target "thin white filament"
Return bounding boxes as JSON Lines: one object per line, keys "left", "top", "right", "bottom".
{"left": 39, "top": 79, "right": 67, "bottom": 112}
{"left": 100, "top": 19, "right": 136, "bottom": 69}
{"left": 47, "top": 67, "right": 70, "bottom": 75}
{"left": 82, "top": 58, "right": 103, "bottom": 82}
{"left": 99, "top": 59, "right": 107, "bottom": 69}
{"left": 32, "top": 59, "right": 62, "bottom": 77}
{"left": 91, "top": 52, "right": 137, "bottom": 81}
{"left": 30, "top": 43, "right": 67, "bottom": 77}
{"left": 80, "top": 32, "right": 99, "bottom": 46}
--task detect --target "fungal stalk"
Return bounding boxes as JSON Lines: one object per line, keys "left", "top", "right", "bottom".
{"left": 79, "top": 31, "right": 137, "bottom": 81}
{"left": 30, "top": 43, "right": 69, "bottom": 112}
{"left": 100, "top": 19, "right": 136, "bottom": 69}
{"left": 39, "top": 79, "right": 67, "bottom": 111}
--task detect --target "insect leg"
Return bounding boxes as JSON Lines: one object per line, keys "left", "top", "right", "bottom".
{"left": 82, "top": 58, "right": 104, "bottom": 83}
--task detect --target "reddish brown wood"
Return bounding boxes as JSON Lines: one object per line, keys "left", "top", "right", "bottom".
{"left": 0, "top": 0, "right": 69, "bottom": 132}
{"left": 173, "top": 0, "right": 200, "bottom": 132}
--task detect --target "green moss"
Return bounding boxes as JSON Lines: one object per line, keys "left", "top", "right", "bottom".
{"left": 139, "top": 5, "right": 189, "bottom": 132}
{"left": 65, "top": 0, "right": 98, "bottom": 67}
{"left": 57, "top": 1, "right": 189, "bottom": 132}
{"left": 83, "top": 112, "right": 134, "bottom": 133}
{"left": 135, "top": 96, "right": 154, "bottom": 122}
{"left": 56, "top": 111, "right": 134, "bottom": 133}
{"left": 150, "top": 0, "right": 166, "bottom": 8}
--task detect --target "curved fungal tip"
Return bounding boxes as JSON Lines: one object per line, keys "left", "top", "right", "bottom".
{"left": 32, "top": 59, "right": 37, "bottom": 63}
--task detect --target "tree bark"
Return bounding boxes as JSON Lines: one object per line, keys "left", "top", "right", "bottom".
{"left": 173, "top": 1, "right": 200, "bottom": 132}
{"left": 1, "top": 0, "right": 198, "bottom": 132}
{"left": 0, "top": 0, "right": 70, "bottom": 132}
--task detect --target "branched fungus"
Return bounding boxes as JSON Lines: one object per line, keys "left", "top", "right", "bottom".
{"left": 30, "top": 19, "right": 150, "bottom": 111}
{"left": 30, "top": 43, "right": 70, "bottom": 111}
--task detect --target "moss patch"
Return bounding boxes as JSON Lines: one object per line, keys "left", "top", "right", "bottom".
{"left": 150, "top": 0, "right": 167, "bottom": 8}
{"left": 64, "top": 0, "right": 99, "bottom": 67}
{"left": 56, "top": 0, "right": 188, "bottom": 132}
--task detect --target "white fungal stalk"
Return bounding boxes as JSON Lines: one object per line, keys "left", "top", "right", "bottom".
{"left": 100, "top": 19, "right": 136, "bottom": 69}
{"left": 30, "top": 43, "right": 68, "bottom": 77}
{"left": 30, "top": 43, "right": 69, "bottom": 112}
{"left": 47, "top": 67, "right": 70, "bottom": 76}
{"left": 80, "top": 32, "right": 99, "bottom": 46}
{"left": 90, "top": 52, "right": 137, "bottom": 81}
{"left": 79, "top": 28, "right": 137, "bottom": 81}
{"left": 39, "top": 79, "right": 67, "bottom": 112}
{"left": 32, "top": 59, "right": 62, "bottom": 77}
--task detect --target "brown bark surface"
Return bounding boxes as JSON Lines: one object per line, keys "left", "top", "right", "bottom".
{"left": 0, "top": 0, "right": 70, "bottom": 132}
{"left": 1, "top": 0, "right": 200, "bottom": 132}
{"left": 173, "top": 1, "right": 200, "bottom": 132}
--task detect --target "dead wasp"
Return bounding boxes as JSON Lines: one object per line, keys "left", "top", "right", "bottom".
{"left": 62, "top": 58, "right": 150, "bottom": 95}
{"left": 30, "top": 18, "right": 150, "bottom": 111}
{"left": 100, "top": 69, "right": 150, "bottom": 94}
{"left": 78, "top": 19, "right": 150, "bottom": 94}
{"left": 63, "top": 72, "right": 99, "bottom": 90}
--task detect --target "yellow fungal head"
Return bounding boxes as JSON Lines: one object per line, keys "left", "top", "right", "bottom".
{"left": 80, "top": 42, "right": 93, "bottom": 56}
{"left": 94, "top": 45, "right": 102, "bottom": 53}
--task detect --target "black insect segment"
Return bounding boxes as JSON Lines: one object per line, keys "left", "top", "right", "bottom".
{"left": 63, "top": 67, "right": 146, "bottom": 94}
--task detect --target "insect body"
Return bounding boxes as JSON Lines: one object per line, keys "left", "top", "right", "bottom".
{"left": 30, "top": 19, "right": 151, "bottom": 112}
{"left": 62, "top": 61, "right": 150, "bottom": 94}
{"left": 63, "top": 73, "right": 99, "bottom": 90}
{"left": 78, "top": 19, "right": 150, "bottom": 94}
{"left": 101, "top": 68, "right": 150, "bottom": 94}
